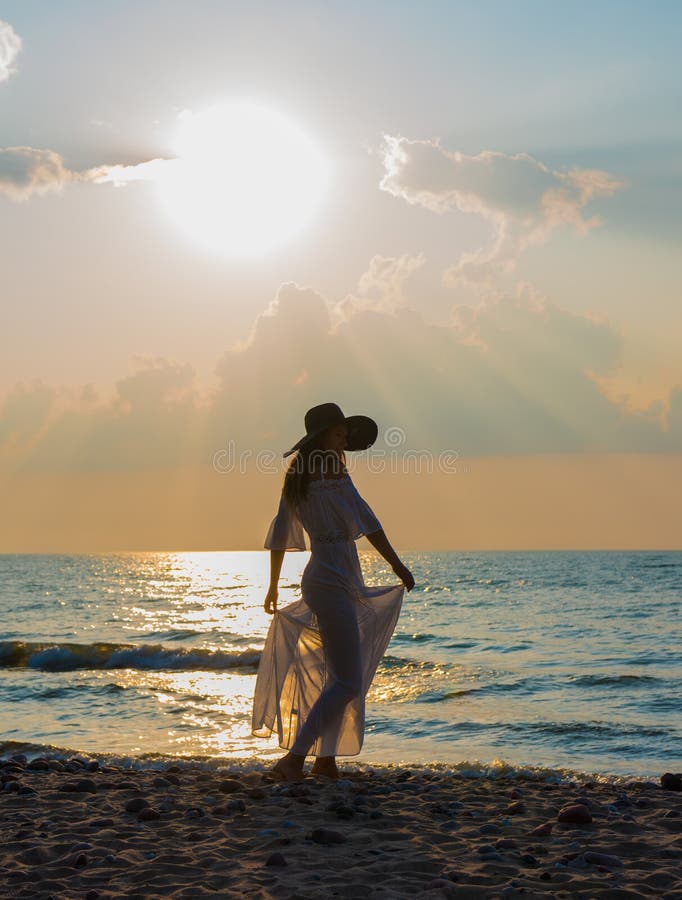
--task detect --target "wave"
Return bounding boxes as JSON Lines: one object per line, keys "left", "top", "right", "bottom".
{"left": 0, "top": 640, "right": 261, "bottom": 673}
{"left": 0, "top": 739, "right": 642, "bottom": 785}
{"left": 391, "top": 632, "right": 437, "bottom": 644}
{"left": 570, "top": 673, "right": 662, "bottom": 687}
{"left": 380, "top": 654, "right": 459, "bottom": 675}
{"left": 414, "top": 680, "right": 537, "bottom": 703}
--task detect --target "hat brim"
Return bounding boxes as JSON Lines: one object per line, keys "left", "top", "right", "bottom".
{"left": 283, "top": 415, "right": 378, "bottom": 458}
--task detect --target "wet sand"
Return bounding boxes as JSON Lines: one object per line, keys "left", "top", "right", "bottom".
{"left": 1, "top": 754, "right": 681, "bottom": 898}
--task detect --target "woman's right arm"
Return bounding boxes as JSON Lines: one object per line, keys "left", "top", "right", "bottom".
{"left": 264, "top": 549, "right": 285, "bottom": 614}
{"left": 364, "top": 529, "right": 415, "bottom": 591}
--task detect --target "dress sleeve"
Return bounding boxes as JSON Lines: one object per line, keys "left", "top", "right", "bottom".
{"left": 264, "top": 493, "right": 307, "bottom": 551}
{"left": 353, "top": 492, "right": 383, "bottom": 536}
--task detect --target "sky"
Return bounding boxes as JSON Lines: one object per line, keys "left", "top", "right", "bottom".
{"left": 1, "top": 0, "right": 681, "bottom": 551}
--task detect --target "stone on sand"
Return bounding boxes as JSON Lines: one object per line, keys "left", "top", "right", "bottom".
{"left": 557, "top": 803, "right": 593, "bottom": 824}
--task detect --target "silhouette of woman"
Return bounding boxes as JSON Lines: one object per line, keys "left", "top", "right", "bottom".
{"left": 252, "top": 403, "right": 415, "bottom": 781}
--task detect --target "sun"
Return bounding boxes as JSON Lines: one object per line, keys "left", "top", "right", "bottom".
{"left": 157, "top": 102, "right": 329, "bottom": 256}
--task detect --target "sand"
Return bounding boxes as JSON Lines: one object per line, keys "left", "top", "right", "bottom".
{"left": 1, "top": 754, "right": 681, "bottom": 898}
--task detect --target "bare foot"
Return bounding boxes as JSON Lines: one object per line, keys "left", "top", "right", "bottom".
{"left": 311, "top": 756, "right": 340, "bottom": 779}
{"left": 271, "top": 752, "right": 306, "bottom": 783}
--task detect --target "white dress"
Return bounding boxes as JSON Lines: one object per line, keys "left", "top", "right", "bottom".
{"left": 251, "top": 471, "right": 405, "bottom": 757}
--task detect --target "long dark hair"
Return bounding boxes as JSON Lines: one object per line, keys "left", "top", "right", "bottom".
{"left": 282, "top": 433, "right": 347, "bottom": 510}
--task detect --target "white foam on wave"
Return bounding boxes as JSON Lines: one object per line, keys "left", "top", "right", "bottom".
{"left": 0, "top": 739, "right": 653, "bottom": 786}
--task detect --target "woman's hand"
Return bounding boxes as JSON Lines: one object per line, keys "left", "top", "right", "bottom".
{"left": 393, "top": 562, "right": 415, "bottom": 591}
{"left": 264, "top": 586, "right": 279, "bottom": 615}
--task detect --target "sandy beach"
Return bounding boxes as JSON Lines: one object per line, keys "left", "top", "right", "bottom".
{"left": 1, "top": 754, "right": 680, "bottom": 898}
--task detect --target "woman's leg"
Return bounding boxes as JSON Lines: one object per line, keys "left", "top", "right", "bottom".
{"left": 290, "top": 589, "right": 362, "bottom": 757}
{"left": 272, "top": 589, "right": 362, "bottom": 779}
{"left": 311, "top": 755, "right": 340, "bottom": 778}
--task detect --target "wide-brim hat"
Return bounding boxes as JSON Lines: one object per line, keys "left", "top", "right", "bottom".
{"left": 283, "top": 402, "right": 378, "bottom": 458}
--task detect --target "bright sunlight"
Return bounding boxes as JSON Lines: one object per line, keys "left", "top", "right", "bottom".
{"left": 157, "top": 101, "right": 329, "bottom": 256}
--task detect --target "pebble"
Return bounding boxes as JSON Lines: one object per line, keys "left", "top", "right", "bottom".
{"left": 218, "top": 779, "right": 244, "bottom": 794}
{"left": 266, "top": 852, "right": 287, "bottom": 867}
{"left": 184, "top": 807, "right": 204, "bottom": 819}
{"left": 479, "top": 823, "right": 502, "bottom": 835}
{"left": 583, "top": 850, "right": 623, "bottom": 868}
{"left": 557, "top": 804, "right": 593, "bottom": 824}
{"left": 506, "top": 801, "right": 527, "bottom": 814}
{"left": 153, "top": 776, "right": 171, "bottom": 788}
{"left": 225, "top": 798, "right": 246, "bottom": 813}
{"left": 529, "top": 822, "right": 553, "bottom": 837}
{"left": 284, "top": 783, "right": 310, "bottom": 798}
{"left": 138, "top": 807, "right": 161, "bottom": 821}
{"left": 311, "top": 827, "right": 347, "bottom": 844}
{"left": 661, "top": 773, "right": 682, "bottom": 792}
{"left": 124, "top": 798, "right": 150, "bottom": 813}
{"left": 59, "top": 778, "right": 98, "bottom": 794}
{"left": 427, "top": 878, "right": 454, "bottom": 889}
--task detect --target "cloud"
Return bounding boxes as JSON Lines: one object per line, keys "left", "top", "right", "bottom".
{"left": 0, "top": 145, "right": 175, "bottom": 201}
{"left": 0, "top": 19, "right": 21, "bottom": 84}
{"left": 0, "top": 147, "right": 76, "bottom": 201}
{"left": 3, "top": 277, "right": 679, "bottom": 475}
{"left": 85, "top": 157, "right": 180, "bottom": 186}
{"left": 380, "top": 136, "right": 625, "bottom": 287}
{"left": 332, "top": 253, "right": 426, "bottom": 321}
{"left": 0, "top": 359, "right": 203, "bottom": 474}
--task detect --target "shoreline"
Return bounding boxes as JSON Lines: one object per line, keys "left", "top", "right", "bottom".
{"left": 1, "top": 750, "right": 680, "bottom": 898}
{"left": 0, "top": 740, "right": 666, "bottom": 786}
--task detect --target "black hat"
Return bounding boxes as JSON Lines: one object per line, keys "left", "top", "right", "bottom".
{"left": 283, "top": 402, "right": 378, "bottom": 458}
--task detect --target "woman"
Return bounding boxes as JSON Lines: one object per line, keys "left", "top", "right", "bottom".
{"left": 251, "top": 402, "right": 415, "bottom": 782}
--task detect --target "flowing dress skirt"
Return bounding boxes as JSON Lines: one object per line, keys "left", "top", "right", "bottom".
{"left": 251, "top": 540, "right": 404, "bottom": 757}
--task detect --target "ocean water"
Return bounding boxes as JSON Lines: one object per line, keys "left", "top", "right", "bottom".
{"left": 0, "top": 550, "right": 680, "bottom": 780}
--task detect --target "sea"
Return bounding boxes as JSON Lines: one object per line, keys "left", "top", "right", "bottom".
{"left": 1, "top": 551, "right": 680, "bottom": 782}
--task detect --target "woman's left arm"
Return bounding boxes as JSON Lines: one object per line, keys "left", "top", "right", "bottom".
{"left": 364, "top": 529, "right": 415, "bottom": 591}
